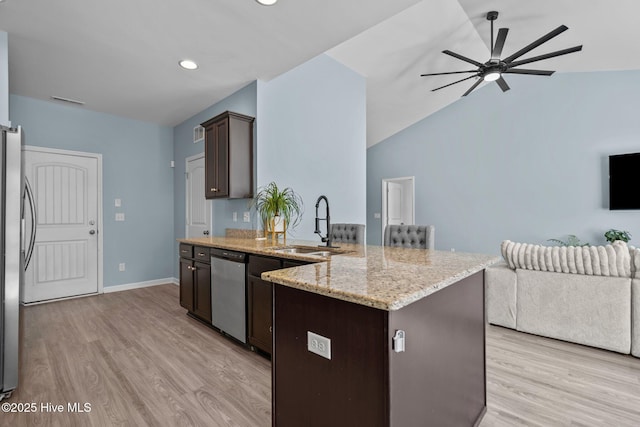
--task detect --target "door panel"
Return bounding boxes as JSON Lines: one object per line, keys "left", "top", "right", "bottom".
{"left": 186, "top": 154, "right": 211, "bottom": 238}
{"left": 387, "top": 182, "right": 404, "bottom": 225}
{"left": 23, "top": 149, "right": 99, "bottom": 303}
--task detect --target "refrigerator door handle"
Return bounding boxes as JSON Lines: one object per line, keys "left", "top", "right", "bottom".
{"left": 24, "top": 176, "right": 37, "bottom": 270}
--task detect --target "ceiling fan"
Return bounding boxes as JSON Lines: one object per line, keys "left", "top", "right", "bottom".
{"left": 421, "top": 11, "right": 583, "bottom": 96}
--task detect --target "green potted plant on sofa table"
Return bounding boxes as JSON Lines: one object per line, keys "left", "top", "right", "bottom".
{"left": 604, "top": 229, "right": 631, "bottom": 243}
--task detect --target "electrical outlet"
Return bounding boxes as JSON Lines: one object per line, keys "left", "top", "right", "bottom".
{"left": 115, "top": 213, "right": 125, "bottom": 221}
{"left": 243, "top": 211, "right": 250, "bottom": 222}
{"left": 374, "top": 212, "right": 381, "bottom": 219}
{"left": 233, "top": 212, "right": 238, "bottom": 222}
{"left": 307, "top": 331, "right": 331, "bottom": 360}
{"left": 119, "top": 263, "right": 125, "bottom": 272}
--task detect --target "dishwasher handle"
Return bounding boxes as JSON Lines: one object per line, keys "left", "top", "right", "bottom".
{"left": 210, "top": 248, "right": 247, "bottom": 263}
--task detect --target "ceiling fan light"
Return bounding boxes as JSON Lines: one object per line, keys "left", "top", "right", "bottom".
{"left": 484, "top": 72, "right": 501, "bottom": 82}
{"left": 256, "top": 0, "right": 277, "bottom": 5}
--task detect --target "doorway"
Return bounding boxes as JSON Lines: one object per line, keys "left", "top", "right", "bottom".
{"left": 381, "top": 177, "right": 415, "bottom": 242}
{"left": 185, "top": 153, "right": 211, "bottom": 238}
{"left": 22, "top": 146, "right": 103, "bottom": 303}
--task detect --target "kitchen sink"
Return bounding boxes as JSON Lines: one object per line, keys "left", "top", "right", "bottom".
{"left": 271, "top": 245, "right": 346, "bottom": 257}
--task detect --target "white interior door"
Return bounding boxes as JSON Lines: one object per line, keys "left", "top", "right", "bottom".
{"left": 387, "top": 182, "right": 404, "bottom": 226}
{"left": 23, "top": 148, "right": 100, "bottom": 303}
{"left": 381, "top": 177, "right": 415, "bottom": 242}
{"left": 186, "top": 153, "right": 211, "bottom": 238}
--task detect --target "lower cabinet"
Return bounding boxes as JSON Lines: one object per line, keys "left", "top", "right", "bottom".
{"left": 179, "top": 244, "right": 212, "bottom": 324}
{"left": 247, "top": 255, "right": 312, "bottom": 355}
{"left": 247, "top": 255, "right": 281, "bottom": 355}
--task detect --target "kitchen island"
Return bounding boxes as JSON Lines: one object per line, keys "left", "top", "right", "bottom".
{"left": 178, "top": 236, "right": 499, "bottom": 427}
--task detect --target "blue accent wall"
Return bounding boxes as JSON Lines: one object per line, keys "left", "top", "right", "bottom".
{"left": 9, "top": 95, "right": 174, "bottom": 287}
{"left": 367, "top": 71, "right": 640, "bottom": 253}
{"left": 172, "top": 81, "right": 257, "bottom": 237}
{"left": 257, "top": 54, "right": 367, "bottom": 241}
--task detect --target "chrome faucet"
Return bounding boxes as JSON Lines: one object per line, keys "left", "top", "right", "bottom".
{"left": 314, "top": 195, "right": 333, "bottom": 248}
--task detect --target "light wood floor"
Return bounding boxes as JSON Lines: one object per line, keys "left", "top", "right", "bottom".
{"left": 4, "top": 284, "right": 640, "bottom": 426}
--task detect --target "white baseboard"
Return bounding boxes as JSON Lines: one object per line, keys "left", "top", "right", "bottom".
{"left": 103, "top": 277, "right": 177, "bottom": 293}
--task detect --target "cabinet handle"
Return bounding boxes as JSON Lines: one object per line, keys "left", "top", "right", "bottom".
{"left": 211, "top": 187, "right": 218, "bottom": 192}
{"left": 191, "top": 266, "right": 197, "bottom": 271}
{"left": 181, "top": 250, "right": 188, "bottom": 253}
{"left": 269, "top": 326, "right": 272, "bottom": 333}
{"left": 198, "top": 252, "right": 206, "bottom": 256}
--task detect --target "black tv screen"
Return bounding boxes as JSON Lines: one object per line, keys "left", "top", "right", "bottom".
{"left": 609, "top": 152, "right": 640, "bottom": 210}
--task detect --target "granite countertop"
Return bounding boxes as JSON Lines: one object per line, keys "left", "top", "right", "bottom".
{"left": 178, "top": 236, "right": 500, "bottom": 311}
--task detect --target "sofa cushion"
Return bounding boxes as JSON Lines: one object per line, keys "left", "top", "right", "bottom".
{"left": 630, "top": 246, "right": 640, "bottom": 279}
{"left": 501, "top": 240, "right": 631, "bottom": 278}
{"left": 516, "top": 269, "right": 631, "bottom": 354}
{"left": 633, "top": 279, "right": 640, "bottom": 357}
{"left": 485, "top": 262, "right": 517, "bottom": 329}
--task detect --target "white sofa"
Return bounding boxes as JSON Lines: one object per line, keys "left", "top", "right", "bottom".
{"left": 486, "top": 240, "right": 640, "bottom": 357}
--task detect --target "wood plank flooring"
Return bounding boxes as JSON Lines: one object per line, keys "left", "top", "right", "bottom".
{"left": 3, "top": 284, "right": 640, "bottom": 426}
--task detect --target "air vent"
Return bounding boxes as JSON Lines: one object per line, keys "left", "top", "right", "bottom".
{"left": 51, "top": 96, "right": 85, "bottom": 106}
{"left": 193, "top": 125, "right": 204, "bottom": 143}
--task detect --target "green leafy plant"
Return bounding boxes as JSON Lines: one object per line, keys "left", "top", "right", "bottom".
{"left": 604, "top": 229, "right": 631, "bottom": 243}
{"left": 547, "top": 235, "right": 590, "bottom": 247}
{"left": 251, "top": 182, "right": 303, "bottom": 233}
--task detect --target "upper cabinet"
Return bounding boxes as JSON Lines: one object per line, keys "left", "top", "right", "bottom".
{"left": 201, "top": 111, "right": 254, "bottom": 199}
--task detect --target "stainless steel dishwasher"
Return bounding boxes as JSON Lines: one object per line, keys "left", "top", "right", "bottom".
{"left": 210, "top": 248, "right": 248, "bottom": 344}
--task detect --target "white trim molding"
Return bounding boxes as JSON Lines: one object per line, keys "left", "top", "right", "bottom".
{"left": 103, "top": 277, "right": 176, "bottom": 293}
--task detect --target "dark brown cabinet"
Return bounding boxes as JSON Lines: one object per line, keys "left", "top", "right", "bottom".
{"left": 201, "top": 111, "right": 254, "bottom": 200}
{"left": 247, "top": 255, "right": 281, "bottom": 355}
{"left": 247, "top": 255, "right": 312, "bottom": 356}
{"left": 179, "top": 244, "right": 212, "bottom": 323}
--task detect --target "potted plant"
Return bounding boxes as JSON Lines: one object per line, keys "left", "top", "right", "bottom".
{"left": 252, "top": 182, "right": 303, "bottom": 235}
{"left": 604, "top": 229, "right": 631, "bottom": 243}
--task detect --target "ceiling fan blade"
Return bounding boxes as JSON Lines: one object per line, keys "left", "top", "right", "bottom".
{"left": 462, "top": 79, "right": 483, "bottom": 97}
{"left": 431, "top": 75, "right": 478, "bottom": 92}
{"left": 420, "top": 70, "right": 477, "bottom": 77}
{"left": 507, "top": 45, "right": 583, "bottom": 68}
{"left": 496, "top": 76, "right": 510, "bottom": 92}
{"left": 503, "top": 68, "right": 555, "bottom": 76}
{"left": 442, "top": 50, "right": 484, "bottom": 68}
{"left": 502, "top": 25, "right": 569, "bottom": 63}
{"left": 491, "top": 28, "right": 509, "bottom": 60}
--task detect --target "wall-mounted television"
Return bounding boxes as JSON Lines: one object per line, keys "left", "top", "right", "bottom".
{"left": 609, "top": 152, "right": 640, "bottom": 210}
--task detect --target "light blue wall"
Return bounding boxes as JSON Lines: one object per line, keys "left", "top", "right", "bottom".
{"left": 367, "top": 71, "right": 640, "bottom": 253}
{"left": 257, "top": 54, "right": 367, "bottom": 241}
{"left": 172, "top": 81, "right": 257, "bottom": 239}
{"left": 1, "top": 32, "right": 9, "bottom": 127}
{"left": 10, "top": 95, "right": 174, "bottom": 286}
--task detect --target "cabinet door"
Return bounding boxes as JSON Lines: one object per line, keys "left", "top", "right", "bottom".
{"left": 179, "top": 258, "right": 194, "bottom": 312}
{"left": 214, "top": 119, "right": 229, "bottom": 198}
{"left": 193, "top": 261, "right": 212, "bottom": 323}
{"left": 247, "top": 274, "right": 273, "bottom": 354}
{"left": 204, "top": 125, "right": 218, "bottom": 199}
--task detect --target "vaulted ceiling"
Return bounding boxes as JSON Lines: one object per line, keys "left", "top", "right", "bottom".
{"left": 2, "top": 0, "right": 639, "bottom": 147}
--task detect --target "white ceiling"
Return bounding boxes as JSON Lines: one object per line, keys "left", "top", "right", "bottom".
{"left": 2, "top": 0, "right": 640, "bottom": 147}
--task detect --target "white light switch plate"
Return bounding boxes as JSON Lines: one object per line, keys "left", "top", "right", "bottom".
{"left": 307, "top": 331, "right": 331, "bottom": 360}
{"left": 233, "top": 212, "right": 238, "bottom": 222}
{"left": 115, "top": 198, "right": 122, "bottom": 207}
{"left": 243, "top": 212, "right": 250, "bottom": 223}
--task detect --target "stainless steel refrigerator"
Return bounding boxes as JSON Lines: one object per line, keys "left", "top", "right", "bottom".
{"left": 0, "top": 126, "right": 23, "bottom": 401}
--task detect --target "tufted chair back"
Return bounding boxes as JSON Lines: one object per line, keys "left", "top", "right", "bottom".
{"left": 384, "top": 225, "right": 435, "bottom": 249}
{"left": 330, "top": 223, "right": 365, "bottom": 245}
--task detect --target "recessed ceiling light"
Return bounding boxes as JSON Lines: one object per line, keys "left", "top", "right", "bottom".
{"left": 256, "top": 0, "right": 277, "bottom": 5}
{"left": 179, "top": 60, "right": 198, "bottom": 70}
